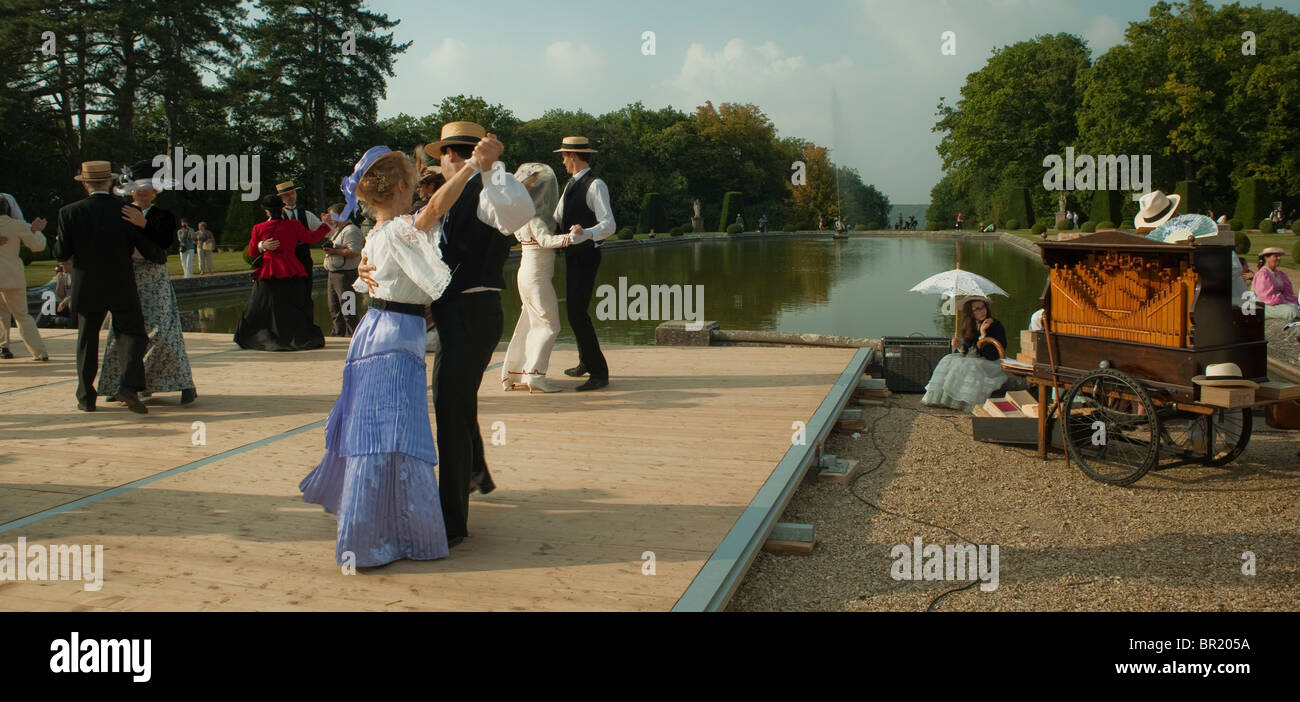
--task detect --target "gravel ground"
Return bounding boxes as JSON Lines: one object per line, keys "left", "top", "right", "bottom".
{"left": 728, "top": 393, "right": 1300, "bottom": 611}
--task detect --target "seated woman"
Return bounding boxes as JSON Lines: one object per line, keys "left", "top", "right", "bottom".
{"left": 1252, "top": 247, "right": 1298, "bottom": 320}
{"left": 922, "top": 295, "right": 1008, "bottom": 412}
{"left": 233, "top": 194, "right": 332, "bottom": 350}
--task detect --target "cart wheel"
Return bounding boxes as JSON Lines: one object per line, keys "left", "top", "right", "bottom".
{"left": 1159, "top": 409, "right": 1252, "bottom": 467}
{"left": 1063, "top": 368, "right": 1160, "bottom": 486}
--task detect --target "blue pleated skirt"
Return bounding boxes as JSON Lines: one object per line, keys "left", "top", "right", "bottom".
{"left": 300, "top": 308, "right": 449, "bottom": 566}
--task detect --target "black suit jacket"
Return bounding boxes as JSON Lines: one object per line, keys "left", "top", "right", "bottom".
{"left": 54, "top": 192, "right": 167, "bottom": 312}
{"left": 138, "top": 205, "right": 177, "bottom": 255}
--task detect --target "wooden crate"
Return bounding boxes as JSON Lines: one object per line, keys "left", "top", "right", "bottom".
{"left": 1197, "top": 385, "right": 1255, "bottom": 408}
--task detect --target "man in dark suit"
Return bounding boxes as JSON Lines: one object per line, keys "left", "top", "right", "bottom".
{"left": 54, "top": 161, "right": 166, "bottom": 413}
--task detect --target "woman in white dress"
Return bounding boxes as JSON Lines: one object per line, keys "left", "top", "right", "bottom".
{"left": 299, "top": 136, "right": 507, "bottom": 562}
{"left": 501, "top": 163, "right": 574, "bottom": 393}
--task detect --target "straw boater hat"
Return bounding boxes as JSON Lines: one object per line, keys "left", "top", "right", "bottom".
{"left": 1260, "top": 247, "right": 1286, "bottom": 257}
{"left": 275, "top": 181, "right": 298, "bottom": 195}
{"left": 1191, "top": 362, "right": 1258, "bottom": 388}
{"left": 73, "top": 161, "right": 117, "bottom": 182}
{"left": 1134, "top": 190, "right": 1181, "bottom": 229}
{"left": 424, "top": 121, "right": 486, "bottom": 157}
{"left": 554, "top": 136, "right": 598, "bottom": 154}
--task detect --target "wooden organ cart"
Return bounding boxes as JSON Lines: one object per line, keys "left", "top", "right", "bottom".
{"left": 1018, "top": 228, "right": 1293, "bottom": 486}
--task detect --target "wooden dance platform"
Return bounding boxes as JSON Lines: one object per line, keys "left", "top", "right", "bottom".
{"left": 0, "top": 330, "right": 860, "bottom": 611}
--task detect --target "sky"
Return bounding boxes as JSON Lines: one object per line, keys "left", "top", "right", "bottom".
{"left": 366, "top": 0, "right": 1300, "bottom": 204}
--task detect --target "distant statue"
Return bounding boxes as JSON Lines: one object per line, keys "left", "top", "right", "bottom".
{"left": 692, "top": 199, "right": 701, "bottom": 218}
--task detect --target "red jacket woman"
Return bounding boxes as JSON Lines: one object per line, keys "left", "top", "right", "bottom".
{"left": 248, "top": 217, "right": 329, "bottom": 279}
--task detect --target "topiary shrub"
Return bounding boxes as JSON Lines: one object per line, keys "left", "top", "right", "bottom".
{"left": 854, "top": 223, "right": 867, "bottom": 231}
{"left": 1235, "top": 231, "right": 1251, "bottom": 254}
{"left": 865, "top": 221, "right": 880, "bottom": 230}
{"left": 1233, "top": 177, "right": 1270, "bottom": 227}
{"left": 1059, "top": 218, "right": 1073, "bottom": 231}
{"left": 1097, "top": 220, "right": 1117, "bottom": 230}
{"left": 1091, "top": 189, "right": 1123, "bottom": 229}
{"left": 616, "top": 226, "right": 634, "bottom": 240}
{"left": 1174, "top": 180, "right": 1202, "bottom": 215}
{"left": 1002, "top": 187, "right": 1035, "bottom": 232}
{"left": 669, "top": 226, "right": 684, "bottom": 237}
{"left": 1005, "top": 218, "right": 1019, "bottom": 231}
{"left": 1228, "top": 218, "right": 1243, "bottom": 232}
{"left": 725, "top": 223, "right": 743, "bottom": 234}
{"left": 1259, "top": 219, "right": 1275, "bottom": 233}
{"left": 1081, "top": 220, "right": 1097, "bottom": 233}
{"left": 718, "top": 191, "right": 743, "bottom": 232}
{"left": 1031, "top": 221, "right": 1048, "bottom": 236}
{"left": 223, "top": 191, "right": 259, "bottom": 249}
{"left": 636, "top": 192, "right": 666, "bottom": 234}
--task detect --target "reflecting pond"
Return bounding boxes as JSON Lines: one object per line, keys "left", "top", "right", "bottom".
{"left": 178, "top": 236, "right": 1049, "bottom": 355}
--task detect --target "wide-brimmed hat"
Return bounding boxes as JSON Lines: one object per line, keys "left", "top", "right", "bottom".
{"left": 1134, "top": 190, "right": 1181, "bottom": 228}
{"left": 553, "top": 136, "right": 598, "bottom": 154}
{"left": 418, "top": 165, "right": 442, "bottom": 184}
{"left": 1260, "top": 247, "right": 1285, "bottom": 257}
{"left": 73, "top": 161, "right": 117, "bottom": 182}
{"left": 1191, "top": 362, "right": 1258, "bottom": 388}
{"left": 115, "top": 160, "right": 176, "bottom": 195}
{"left": 959, "top": 295, "right": 992, "bottom": 307}
{"left": 275, "top": 181, "right": 298, "bottom": 195}
{"left": 424, "top": 121, "right": 486, "bottom": 156}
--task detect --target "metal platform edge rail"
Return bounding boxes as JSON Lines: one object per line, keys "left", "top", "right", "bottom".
{"left": 671, "top": 347, "right": 873, "bottom": 612}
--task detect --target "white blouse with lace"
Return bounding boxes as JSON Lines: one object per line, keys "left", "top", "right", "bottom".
{"left": 352, "top": 215, "right": 452, "bottom": 305}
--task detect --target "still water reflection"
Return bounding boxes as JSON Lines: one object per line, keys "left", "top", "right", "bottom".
{"left": 179, "top": 237, "right": 1048, "bottom": 355}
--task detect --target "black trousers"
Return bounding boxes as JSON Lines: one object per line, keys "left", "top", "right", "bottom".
{"left": 564, "top": 244, "right": 608, "bottom": 380}
{"left": 75, "top": 300, "right": 147, "bottom": 404}
{"left": 326, "top": 270, "right": 359, "bottom": 336}
{"left": 431, "top": 290, "right": 502, "bottom": 539}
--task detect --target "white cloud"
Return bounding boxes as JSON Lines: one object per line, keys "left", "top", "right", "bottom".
{"left": 1083, "top": 15, "right": 1126, "bottom": 54}
{"left": 666, "top": 39, "right": 808, "bottom": 98}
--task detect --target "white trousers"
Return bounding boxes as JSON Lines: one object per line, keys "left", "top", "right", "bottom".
{"left": 181, "top": 250, "right": 196, "bottom": 278}
{"left": 502, "top": 246, "right": 560, "bottom": 386}
{"left": 0, "top": 287, "right": 48, "bottom": 358}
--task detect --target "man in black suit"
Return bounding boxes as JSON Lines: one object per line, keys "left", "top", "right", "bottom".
{"left": 54, "top": 161, "right": 166, "bottom": 413}
{"left": 554, "top": 136, "right": 615, "bottom": 391}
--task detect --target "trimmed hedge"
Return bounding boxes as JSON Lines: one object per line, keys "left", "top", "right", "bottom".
{"left": 1091, "top": 190, "right": 1123, "bottom": 229}
{"left": 854, "top": 224, "right": 867, "bottom": 231}
{"left": 718, "top": 191, "right": 743, "bottom": 232}
{"left": 865, "top": 221, "right": 880, "bottom": 230}
{"left": 1293, "top": 240, "right": 1300, "bottom": 263}
{"left": 1081, "top": 220, "right": 1097, "bottom": 233}
{"left": 1259, "top": 219, "right": 1275, "bottom": 234}
{"left": 725, "top": 223, "right": 743, "bottom": 234}
{"left": 1228, "top": 218, "right": 1243, "bottom": 232}
{"left": 1002, "top": 187, "right": 1034, "bottom": 231}
{"left": 1059, "top": 218, "right": 1074, "bottom": 231}
{"left": 1005, "top": 218, "right": 1020, "bottom": 231}
{"left": 1097, "top": 220, "right": 1116, "bottom": 230}
{"left": 1174, "top": 180, "right": 1202, "bottom": 215}
{"left": 669, "top": 226, "right": 684, "bottom": 237}
{"left": 616, "top": 226, "right": 634, "bottom": 240}
{"left": 636, "top": 192, "right": 666, "bottom": 234}
{"left": 1031, "top": 221, "right": 1048, "bottom": 236}
{"left": 222, "top": 191, "right": 259, "bottom": 248}
{"left": 1233, "top": 177, "right": 1270, "bottom": 227}
{"left": 1235, "top": 231, "right": 1251, "bottom": 254}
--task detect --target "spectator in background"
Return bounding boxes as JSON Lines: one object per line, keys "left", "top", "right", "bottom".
{"left": 322, "top": 202, "right": 364, "bottom": 337}
{"left": 37, "top": 261, "right": 75, "bottom": 328}
{"left": 956, "top": 212, "right": 964, "bottom": 230}
{"left": 176, "top": 219, "right": 197, "bottom": 278}
{"left": 0, "top": 197, "right": 50, "bottom": 360}
{"left": 410, "top": 166, "right": 444, "bottom": 215}
{"left": 1253, "top": 247, "right": 1298, "bottom": 320}
{"left": 759, "top": 213, "right": 769, "bottom": 233}
{"left": 196, "top": 221, "right": 216, "bottom": 274}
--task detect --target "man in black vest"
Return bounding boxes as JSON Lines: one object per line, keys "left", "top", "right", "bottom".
{"left": 275, "top": 181, "right": 320, "bottom": 317}
{"left": 54, "top": 161, "right": 167, "bottom": 414}
{"left": 553, "top": 136, "right": 615, "bottom": 390}
{"left": 422, "top": 122, "right": 533, "bottom": 545}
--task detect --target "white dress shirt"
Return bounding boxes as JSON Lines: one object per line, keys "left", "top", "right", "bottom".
{"left": 352, "top": 215, "right": 452, "bottom": 305}
{"left": 449, "top": 169, "right": 535, "bottom": 294}
{"left": 285, "top": 207, "right": 322, "bottom": 230}
{"left": 552, "top": 168, "right": 615, "bottom": 245}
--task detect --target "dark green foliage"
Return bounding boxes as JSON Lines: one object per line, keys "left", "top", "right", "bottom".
{"left": 854, "top": 224, "right": 867, "bottom": 231}
{"left": 1235, "top": 231, "right": 1251, "bottom": 254}
{"left": 1229, "top": 218, "right": 1243, "bottom": 231}
{"left": 616, "top": 227, "right": 634, "bottom": 240}
{"left": 1259, "top": 219, "right": 1275, "bottom": 233}
{"left": 1005, "top": 218, "right": 1019, "bottom": 231}
{"left": 1002, "top": 188, "right": 1034, "bottom": 232}
{"left": 669, "top": 226, "right": 683, "bottom": 236}
{"left": 18, "top": 243, "right": 33, "bottom": 266}
{"left": 223, "top": 192, "right": 259, "bottom": 249}
{"left": 1174, "top": 180, "right": 1202, "bottom": 215}
{"left": 1293, "top": 241, "right": 1300, "bottom": 263}
{"left": 636, "top": 192, "right": 666, "bottom": 234}
{"left": 1059, "top": 218, "right": 1074, "bottom": 231}
{"left": 726, "top": 223, "right": 743, "bottom": 234}
{"left": 718, "top": 191, "right": 743, "bottom": 232}
{"left": 866, "top": 221, "right": 880, "bottom": 230}
{"left": 1031, "top": 221, "right": 1048, "bottom": 236}
{"left": 1097, "top": 220, "right": 1116, "bottom": 229}
{"left": 1233, "top": 177, "right": 1270, "bottom": 227}
{"left": 1090, "top": 190, "right": 1123, "bottom": 229}
{"left": 1081, "top": 221, "right": 1097, "bottom": 232}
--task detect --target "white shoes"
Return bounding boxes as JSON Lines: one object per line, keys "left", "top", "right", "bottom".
{"left": 524, "top": 375, "right": 562, "bottom": 393}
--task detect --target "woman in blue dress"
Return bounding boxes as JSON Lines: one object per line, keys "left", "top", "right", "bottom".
{"left": 299, "top": 135, "right": 507, "bottom": 565}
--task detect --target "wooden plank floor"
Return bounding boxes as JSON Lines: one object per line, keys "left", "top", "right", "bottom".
{"left": 0, "top": 331, "right": 855, "bottom": 611}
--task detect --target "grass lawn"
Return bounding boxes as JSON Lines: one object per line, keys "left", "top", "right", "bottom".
{"left": 23, "top": 249, "right": 327, "bottom": 288}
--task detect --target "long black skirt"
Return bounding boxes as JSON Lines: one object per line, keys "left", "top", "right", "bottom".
{"left": 233, "top": 277, "right": 325, "bottom": 351}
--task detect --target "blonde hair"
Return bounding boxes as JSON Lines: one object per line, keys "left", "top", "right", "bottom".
{"left": 356, "top": 151, "right": 417, "bottom": 216}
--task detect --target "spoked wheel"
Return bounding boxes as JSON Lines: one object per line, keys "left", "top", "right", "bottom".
{"left": 1158, "top": 408, "right": 1252, "bottom": 467}
{"left": 1062, "top": 368, "right": 1160, "bottom": 486}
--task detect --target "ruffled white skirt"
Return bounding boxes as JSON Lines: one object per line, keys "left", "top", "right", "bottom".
{"left": 921, "top": 351, "right": 1008, "bottom": 412}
